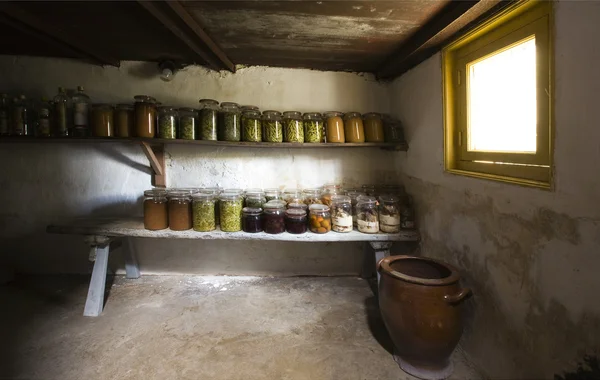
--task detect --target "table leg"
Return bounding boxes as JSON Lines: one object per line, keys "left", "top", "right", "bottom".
{"left": 369, "top": 242, "right": 393, "bottom": 285}
{"left": 83, "top": 245, "right": 110, "bottom": 317}
{"left": 125, "top": 238, "right": 141, "bottom": 279}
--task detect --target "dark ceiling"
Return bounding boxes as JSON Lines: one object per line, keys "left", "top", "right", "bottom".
{"left": 0, "top": 1, "right": 508, "bottom": 80}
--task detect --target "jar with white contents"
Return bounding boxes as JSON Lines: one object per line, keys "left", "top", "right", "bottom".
{"left": 330, "top": 195, "right": 353, "bottom": 233}
{"left": 356, "top": 196, "right": 379, "bottom": 234}
{"left": 378, "top": 195, "right": 401, "bottom": 233}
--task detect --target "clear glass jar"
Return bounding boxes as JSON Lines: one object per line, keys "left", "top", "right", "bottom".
{"left": 324, "top": 111, "right": 344, "bottom": 143}
{"left": 283, "top": 111, "right": 304, "bottom": 143}
{"left": 242, "top": 207, "right": 263, "bottom": 233}
{"left": 287, "top": 202, "right": 308, "bottom": 211}
{"left": 302, "top": 188, "right": 323, "bottom": 205}
{"left": 0, "top": 94, "right": 7, "bottom": 136}
{"left": 199, "top": 99, "right": 219, "bottom": 141}
{"left": 53, "top": 87, "right": 69, "bottom": 136}
{"left": 400, "top": 195, "right": 416, "bottom": 230}
{"left": 157, "top": 106, "right": 177, "bottom": 139}
{"left": 91, "top": 104, "right": 114, "bottom": 137}
{"left": 219, "top": 193, "right": 243, "bottom": 232}
{"left": 37, "top": 97, "right": 52, "bottom": 137}
{"left": 362, "top": 184, "right": 376, "bottom": 196}
{"left": 264, "top": 188, "right": 281, "bottom": 202}
{"left": 241, "top": 105, "right": 259, "bottom": 128}
{"left": 344, "top": 112, "right": 365, "bottom": 143}
{"left": 321, "top": 184, "right": 342, "bottom": 206}
{"left": 134, "top": 95, "right": 156, "bottom": 138}
{"left": 379, "top": 195, "right": 401, "bottom": 233}
{"left": 346, "top": 190, "right": 366, "bottom": 227}
{"left": 199, "top": 187, "right": 221, "bottom": 225}
{"left": 218, "top": 102, "right": 241, "bottom": 141}
{"left": 330, "top": 195, "right": 353, "bottom": 233}
{"left": 263, "top": 203, "right": 286, "bottom": 234}
{"left": 286, "top": 209, "right": 307, "bottom": 234}
{"left": 282, "top": 189, "right": 303, "bottom": 205}
{"left": 357, "top": 196, "right": 379, "bottom": 234}
{"left": 168, "top": 191, "right": 192, "bottom": 231}
{"left": 114, "top": 104, "right": 133, "bottom": 137}
{"left": 71, "top": 85, "right": 90, "bottom": 136}
{"left": 192, "top": 193, "right": 216, "bottom": 232}
{"left": 262, "top": 110, "right": 283, "bottom": 143}
{"left": 245, "top": 193, "right": 266, "bottom": 208}
{"left": 364, "top": 112, "right": 385, "bottom": 142}
{"left": 11, "top": 95, "right": 27, "bottom": 136}
{"left": 383, "top": 114, "right": 405, "bottom": 143}
{"left": 303, "top": 112, "right": 324, "bottom": 143}
{"left": 242, "top": 110, "right": 262, "bottom": 142}
{"left": 177, "top": 108, "right": 197, "bottom": 140}
{"left": 309, "top": 204, "right": 331, "bottom": 234}
{"left": 144, "top": 189, "right": 168, "bottom": 230}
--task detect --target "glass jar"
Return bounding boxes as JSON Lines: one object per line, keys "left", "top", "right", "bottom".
{"left": 178, "top": 108, "right": 197, "bottom": 140}
{"left": 287, "top": 202, "right": 308, "bottom": 211}
{"left": 11, "top": 95, "right": 27, "bottom": 136}
{"left": 144, "top": 189, "right": 168, "bottom": 230}
{"left": 199, "top": 187, "right": 221, "bottom": 225}
{"left": 324, "top": 111, "right": 344, "bottom": 143}
{"left": 53, "top": 87, "right": 69, "bottom": 136}
{"left": 218, "top": 102, "right": 241, "bottom": 141}
{"left": 71, "top": 86, "right": 90, "bottom": 136}
{"left": 0, "top": 94, "right": 8, "bottom": 136}
{"left": 383, "top": 114, "right": 405, "bottom": 143}
{"left": 242, "top": 207, "right": 263, "bottom": 233}
{"left": 114, "top": 104, "right": 133, "bottom": 137}
{"left": 344, "top": 112, "right": 365, "bottom": 143}
{"left": 219, "top": 193, "right": 243, "bottom": 232}
{"left": 282, "top": 189, "right": 303, "bottom": 205}
{"left": 192, "top": 193, "right": 216, "bottom": 232}
{"left": 400, "top": 195, "right": 416, "bottom": 230}
{"left": 199, "top": 99, "right": 219, "bottom": 141}
{"left": 357, "top": 197, "right": 379, "bottom": 234}
{"left": 286, "top": 209, "right": 307, "bottom": 234}
{"left": 303, "top": 112, "right": 324, "bottom": 143}
{"left": 168, "top": 191, "right": 192, "bottom": 231}
{"left": 309, "top": 204, "right": 331, "bottom": 234}
{"left": 264, "top": 188, "right": 281, "bottom": 202}
{"left": 242, "top": 110, "right": 262, "bottom": 142}
{"left": 302, "top": 188, "right": 323, "bottom": 205}
{"left": 157, "top": 106, "right": 177, "bottom": 139}
{"left": 241, "top": 105, "right": 259, "bottom": 128}
{"left": 362, "top": 184, "right": 376, "bottom": 196}
{"left": 330, "top": 195, "right": 353, "bottom": 233}
{"left": 346, "top": 190, "right": 366, "bottom": 227}
{"left": 282, "top": 111, "right": 304, "bottom": 143}
{"left": 134, "top": 95, "right": 156, "bottom": 138}
{"left": 321, "top": 184, "right": 342, "bottom": 206}
{"left": 379, "top": 195, "right": 401, "bottom": 233}
{"left": 245, "top": 193, "right": 266, "bottom": 208}
{"left": 364, "top": 112, "right": 385, "bottom": 142}
{"left": 262, "top": 110, "right": 283, "bottom": 143}
{"left": 90, "top": 104, "right": 114, "bottom": 137}
{"left": 263, "top": 203, "right": 286, "bottom": 234}
{"left": 37, "top": 98, "right": 52, "bottom": 137}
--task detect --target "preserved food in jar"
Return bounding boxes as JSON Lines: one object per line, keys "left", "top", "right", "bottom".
{"left": 199, "top": 99, "right": 219, "bottom": 141}
{"left": 91, "top": 104, "right": 114, "bottom": 137}
{"left": 383, "top": 114, "right": 405, "bottom": 143}
{"left": 192, "top": 193, "right": 216, "bottom": 232}
{"left": 357, "top": 196, "right": 379, "bottom": 234}
{"left": 379, "top": 195, "right": 400, "bottom": 233}
{"left": 309, "top": 204, "right": 331, "bottom": 234}
{"left": 218, "top": 102, "right": 241, "bottom": 141}
{"left": 245, "top": 194, "right": 266, "bottom": 208}
{"left": 158, "top": 106, "right": 177, "bottom": 139}
{"left": 264, "top": 188, "right": 281, "bottom": 202}
{"left": 324, "top": 111, "right": 344, "bottom": 143}
{"left": 400, "top": 195, "right": 415, "bottom": 230}
{"left": 242, "top": 110, "right": 262, "bottom": 142}
{"left": 37, "top": 97, "right": 52, "bottom": 137}
{"left": 363, "top": 112, "right": 385, "bottom": 142}
{"left": 287, "top": 202, "right": 308, "bottom": 211}
{"left": 178, "top": 108, "right": 197, "bottom": 140}
{"left": 199, "top": 187, "right": 221, "bottom": 225}
{"left": 344, "top": 112, "right": 365, "bottom": 143}
{"left": 71, "top": 86, "right": 90, "bottom": 136}
{"left": 285, "top": 209, "right": 307, "bottom": 234}
{"left": 53, "top": 87, "right": 69, "bottom": 136}
{"left": 219, "top": 193, "right": 243, "bottom": 232}
{"left": 114, "top": 104, "right": 133, "bottom": 137}
{"left": 282, "top": 189, "right": 303, "bottom": 205}
{"left": 241, "top": 105, "right": 259, "bottom": 131}
{"left": 11, "top": 95, "right": 28, "bottom": 136}
{"left": 263, "top": 203, "right": 285, "bottom": 234}
{"left": 330, "top": 195, "right": 353, "bottom": 233}
{"left": 283, "top": 111, "right": 303, "bottom": 143}
{"left": 303, "top": 188, "right": 323, "bottom": 205}
{"left": 303, "top": 112, "right": 324, "bottom": 143}
{"left": 346, "top": 190, "right": 366, "bottom": 227}
{"left": 321, "top": 184, "right": 342, "bottom": 206}
{"left": 262, "top": 110, "right": 283, "bottom": 143}
{"left": 144, "top": 189, "right": 168, "bottom": 230}
{"left": 242, "top": 207, "right": 263, "bottom": 233}
{"left": 168, "top": 191, "right": 192, "bottom": 231}
{"left": 134, "top": 95, "right": 156, "bottom": 138}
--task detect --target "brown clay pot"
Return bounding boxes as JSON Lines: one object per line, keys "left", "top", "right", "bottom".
{"left": 377, "top": 255, "right": 471, "bottom": 380}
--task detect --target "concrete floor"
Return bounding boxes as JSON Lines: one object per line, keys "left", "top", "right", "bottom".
{"left": 0, "top": 275, "right": 482, "bottom": 380}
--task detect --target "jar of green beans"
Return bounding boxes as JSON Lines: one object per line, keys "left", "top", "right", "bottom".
{"left": 199, "top": 187, "right": 221, "bottom": 225}
{"left": 199, "top": 99, "right": 219, "bottom": 141}
{"left": 218, "top": 102, "right": 241, "bottom": 141}
{"left": 242, "top": 110, "right": 262, "bottom": 142}
{"left": 219, "top": 193, "right": 243, "bottom": 232}
{"left": 157, "top": 106, "right": 177, "bottom": 139}
{"left": 283, "top": 111, "right": 304, "bottom": 143}
{"left": 178, "top": 108, "right": 197, "bottom": 140}
{"left": 240, "top": 105, "right": 259, "bottom": 125}
{"left": 303, "top": 112, "right": 324, "bottom": 143}
{"left": 262, "top": 110, "right": 283, "bottom": 143}
{"left": 192, "top": 193, "right": 216, "bottom": 232}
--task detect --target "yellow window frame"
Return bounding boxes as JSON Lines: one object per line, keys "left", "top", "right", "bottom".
{"left": 442, "top": 0, "right": 553, "bottom": 189}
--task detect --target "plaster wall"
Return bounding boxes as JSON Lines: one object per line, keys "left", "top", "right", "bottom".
{"left": 389, "top": 1, "right": 600, "bottom": 378}
{"left": 0, "top": 56, "right": 393, "bottom": 275}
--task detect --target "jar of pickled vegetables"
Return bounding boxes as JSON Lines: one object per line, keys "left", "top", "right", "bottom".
{"left": 241, "top": 105, "right": 258, "bottom": 127}
{"left": 114, "top": 104, "right": 134, "bottom": 137}
{"left": 285, "top": 209, "right": 307, "bottom": 234}
{"left": 282, "top": 189, "right": 303, "bottom": 205}
{"left": 282, "top": 111, "right": 304, "bottom": 143}
{"left": 321, "top": 184, "right": 342, "bottom": 206}
{"left": 324, "top": 111, "right": 344, "bottom": 143}
{"left": 245, "top": 191, "right": 266, "bottom": 208}
{"left": 168, "top": 191, "right": 192, "bottom": 231}
{"left": 303, "top": 188, "right": 323, "bottom": 205}
{"left": 144, "top": 189, "right": 168, "bottom": 230}
{"left": 242, "top": 207, "right": 263, "bottom": 233}
{"left": 262, "top": 110, "right": 283, "bottom": 143}
{"left": 363, "top": 112, "right": 385, "bottom": 142}
{"left": 158, "top": 106, "right": 177, "bottom": 139}
{"left": 199, "top": 187, "right": 221, "bottom": 225}
{"left": 91, "top": 104, "right": 114, "bottom": 137}
{"left": 199, "top": 99, "right": 219, "bottom": 141}
{"left": 218, "top": 102, "right": 241, "bottom": 141}
{"left": 357, "top": 196, "right": 379, "bottom": 234}
{"left": 330, "top": 195, "right": 353, "bottom": 233}
{"left": 382, "top": 114, "right": 405, "bottom": 143}
{"left": 344, "top": 112, "right": 365, "bottom": 143}
{"left": 178, "top": 108, "right": 197, "bottom": 140}
{"left": 134, "top": 95, "right": 156, "bottom": 138}
{"left": 263, "top": 202, "right": 286, "bottom": 234}
{"left": 242, "top": 110, "right": 262, "bottom": 142}
{"left": 309, "top": 204, "right": 331, "bottom": 234}
{"left": 219, "top": 193, "right": 243, "bottom": 232}
{"left": 379, "top": 195, "right": 400, "bottom": 233}
{"left": 264, "top": 188, "right": 281, "bottom": 202}
{"left": 192, "top": 193, "right": 216, "bottom": 232}
{"left": 303, "top": 112, "right": 324, "bottom": 143}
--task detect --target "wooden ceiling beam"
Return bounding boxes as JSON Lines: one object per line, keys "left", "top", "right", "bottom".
{"left": 376, "top": 0, "right": 479, "bottom": 80}
{"left": 0, "top": 2, "right": 119, "bottom": 67}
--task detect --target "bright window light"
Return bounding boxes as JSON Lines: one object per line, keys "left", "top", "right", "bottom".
{"left": 467, "top": 37, "right": 537, "bottom": 153}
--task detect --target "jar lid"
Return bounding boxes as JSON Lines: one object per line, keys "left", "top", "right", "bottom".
{"left": 283, "top": 111, "right": 301, "bottom": 118}
{"left": 144, "top": 189, "right": 167, "bottom": 197}
{"left": 199, "top": 99, "right": 219, "bottom": 105}
{"left": 245, "top": 188, "right": 263, "bottom": 194}
{"left": 263, "top": 201, "right": 285, "bottom": 210}
{"left": 363, "top": 112, "right": 381, "bottom": 119}
{"left": 303, "top": 187, "right": 321, "bottom": 194}
{"left": 220, "top": 102, "right": 239, "bottom": 109}
{"left": 178, "top": 107, "right": 196, "bottom": 113}
{"left": 241, "top": 105, "right": 259, "bottom": 111}
{"left": 287, "top": 202, "right": 308, "bottom": 210}
{"left": 357, "top": 196, "right": 377, "bottom": 205}
{"left": 331, "top": 195, "right": 351, "bottom": 204}
{"left": 379, "top": 195, "right": 399, "bottom": 203}
{"left": 199, "top": 187, "right": 221, "bottom": 195}
{"left": 242, "top": 207, "right": 262, "bottom": 214}
{"left": 171, "top": 188, "right": 199, "bottom": 194}
{"left": 303, "top": 112, "right": 322, "bottom": 119}
{"left": 323, "top": 183, "right": 342, "bottom": 190}
{"left": 242, "top": 110, "right": 261, "bottom": 117}
{"left": 264, "top": 188, "right": 280, "bottom": 194}
{"left": 309, "top": 204, "right": 330, "bottom": 212}
{"left": 167, "top": 190, "right": 192, "bottom": 198}
{"left": 283, "top": 188, "right": 301, "bottom": 194}
{"left": 223, "top": 188, "right": 243, "bottom": 194}
{"left": 191, "top": 193, "right": 214, "bottom": 200}
{"left": 158, "top": 106, "right": 175, "bottom": 111}
{"left": 116, "top": 103, "right": 133, "bottom": 109}
{"left": 220, "top": 193, "right": 241, "bottom": 200}
{"left": 134, "top": 95, "right": 155, "bottom": 103}
{"left": 286, "top": 208, "right": 307, "bottom": 217}
{"left": 344, "top": 112, "right": 361, "bottom": 118}
{"left": 324, "top": 111, "right": 343, "bottom": 117}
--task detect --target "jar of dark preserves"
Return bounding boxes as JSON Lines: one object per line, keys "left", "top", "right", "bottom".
{"left": 242, "top": 207, "right": 263, "bottom": 233}
{"left": 263, "top": 202, "right": 285, "bottom": 234}
{"left": 285, "top": 209, "right": 307, "bottom": 234}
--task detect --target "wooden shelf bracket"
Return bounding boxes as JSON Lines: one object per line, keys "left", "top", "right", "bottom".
{"left": 140, "top": 142, "right": 166, "bottom": 187}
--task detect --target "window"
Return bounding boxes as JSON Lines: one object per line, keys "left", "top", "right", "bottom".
{"left": 442, "top": 0, "right": 552, "bottom": 188}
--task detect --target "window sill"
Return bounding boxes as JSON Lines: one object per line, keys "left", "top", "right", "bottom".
{"left": 445, "top": 167, "right": 552, "bottom": 190}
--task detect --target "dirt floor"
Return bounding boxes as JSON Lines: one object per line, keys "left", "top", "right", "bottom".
{"left": 0, "top": 275, "right": 482, "bottom": 380}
